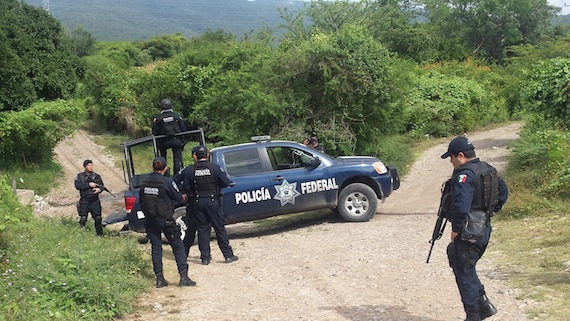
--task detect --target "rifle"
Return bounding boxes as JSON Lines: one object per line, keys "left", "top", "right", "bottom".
{"left": 426, "top": 179, "right": 452, "bottom": 263}
{"left": 100, "top": 186, "right": 116, "bottom": 198}
{"left": 88, "top": 176, "right": 116, "bottom": 198}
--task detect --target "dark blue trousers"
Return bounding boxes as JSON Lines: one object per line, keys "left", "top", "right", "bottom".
{"left": 447, "top": 224, "right": 492, "bottom": 311}
{"left": 195, "top": 198, "right": 233, "bottom": 261}
{"left": 145, "top": 219, "right": 188, "bottom": 277}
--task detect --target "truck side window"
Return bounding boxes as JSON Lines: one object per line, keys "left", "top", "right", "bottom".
{"left": 268, "top": 147, "right": 312, "bottom": 170}
{"left": 223, "top": 148, "right": 263, "bottom": 177}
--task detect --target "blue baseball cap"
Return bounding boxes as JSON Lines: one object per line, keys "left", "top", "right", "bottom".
{"left": 152, "top": 156, "right": 167, "bottom": 170}
{"left": 441, "top": 136, "right": 474, "bottom": 159}
{"left": 192, "top": 145, "right": 208, "bottom": 159}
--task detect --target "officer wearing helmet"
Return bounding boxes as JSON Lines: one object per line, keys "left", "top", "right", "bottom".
{"left": 152, "top": 98, "right": 186, "bottom": 174}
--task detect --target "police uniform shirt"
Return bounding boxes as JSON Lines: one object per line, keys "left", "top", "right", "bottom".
{"left": 449, "top": 158, "right": 508, "bottom": 233}
{"left": 74, "top": 171, "right": 104, "bottom": 201}
{"left": 182, "top": 160, "right": 231, "bottom": 196}
{"left": 152, "top": 109, "right": 186, "bottom": 136}
{"left": 140, "top": 172, "right": 185, "bottom": 207}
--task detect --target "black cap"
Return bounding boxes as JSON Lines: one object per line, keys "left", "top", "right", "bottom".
{"left": 152, "top": 156, "right": 167, "bottom": 170}
{"left": 83, "top": 159, "right": 93, "bottom": 167}
{"left": 192, "top": 145, "right": 208, "bottom": 159}
{"left": 160, "top": 98, "right": 172, "bottom": 110}
{"left": 441, "top": 136, "right": 475, "bottom": 159}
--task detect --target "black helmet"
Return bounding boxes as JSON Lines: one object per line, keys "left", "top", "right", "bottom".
{"left": 160, "top": 98, "right": 172, "bottom": 110}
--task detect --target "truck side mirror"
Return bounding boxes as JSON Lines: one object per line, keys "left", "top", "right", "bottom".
{"left": 306, "top": 157, "right": 321, "bottom": 170}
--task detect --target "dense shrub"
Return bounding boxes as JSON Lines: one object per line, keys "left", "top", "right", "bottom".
{"left": 0, "top": 100, "right": 86, "bottom": 167}
{"left": 0, "top": 176, "right": 33, "bottom": 231}
{"left": 509, "top": 117, "right": 570, "bottom": 199}
{"left": 522, "top": 58, "right": 570, "bottom": 129}
{"left": 405, "top": 71, "right": 483, "bottom": 137}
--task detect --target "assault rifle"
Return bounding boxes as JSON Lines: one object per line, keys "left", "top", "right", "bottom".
{"left": 99, "top": 186, "right": 116, "bottom": 198}
{"left": 88, "top": 177, "right": 116, "bottom": 198}
{"left": 426, "top": 179, "right": 452, "bottom": 263}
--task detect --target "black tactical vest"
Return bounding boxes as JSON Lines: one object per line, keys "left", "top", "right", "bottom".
{"left": 77, "top": 172, "right": 102, "bottom": 200}
{"left": 192, "top": 162, "right": 218, "bottom": 197}
{"left": 140, "top": 175, "right": 173, "bottom": 220}
{"left": 461, "top": 161, "right": 499, "bottom": 215}
{"left": 160, "top": 111, "right": 181, "bottom": 136}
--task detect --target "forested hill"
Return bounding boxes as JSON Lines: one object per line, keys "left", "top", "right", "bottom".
{"left": 25, "top": 0, "right": 306, "bottom": 41}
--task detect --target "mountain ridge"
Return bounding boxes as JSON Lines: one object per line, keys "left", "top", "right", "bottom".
{"left": 25, "top": 0, "right": 306, "bottom": 41}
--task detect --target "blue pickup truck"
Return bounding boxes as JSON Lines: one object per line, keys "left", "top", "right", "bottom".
{"left": 112, "top": 131, "right": 400, "bottom": 234}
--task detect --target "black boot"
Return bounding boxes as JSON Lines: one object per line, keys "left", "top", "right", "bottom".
{"left": 95, "top": 217, "right": 103, "bottom": 236}
{"left": 178, "top": 270, "right": 196, "bottom": 287}
{"left": 479, "top": 293, "right": 498, "bottom": 319}
{"left": 156, "top": 274, "right": 169, "bottom": 288}
{"left": 465, "top": 308, "right": 481, "bottom": 321}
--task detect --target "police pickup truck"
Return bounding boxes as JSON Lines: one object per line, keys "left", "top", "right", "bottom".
{"left": 111, "top": 131, "right": 400, "bottom": 233}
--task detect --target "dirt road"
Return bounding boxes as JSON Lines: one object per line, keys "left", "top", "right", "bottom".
{"left": 43, "top": 123, "right": 532, "bottom": 321}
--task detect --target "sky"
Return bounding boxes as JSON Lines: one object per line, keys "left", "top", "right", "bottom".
{"left": 548, "top": 0, "right": 570, "bottom": 15}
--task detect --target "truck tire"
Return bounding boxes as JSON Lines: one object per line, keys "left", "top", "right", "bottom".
{"left": 337, "top": 183, "right": 377, "bottom": 222}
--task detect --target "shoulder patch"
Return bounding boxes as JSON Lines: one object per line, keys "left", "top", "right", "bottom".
{"left": 458, "top": 174, "right": 468, "bottom": 183}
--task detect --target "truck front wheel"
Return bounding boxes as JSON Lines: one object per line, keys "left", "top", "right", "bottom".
{"left": 337, "top": 183, "right": 377, "bottom": 222}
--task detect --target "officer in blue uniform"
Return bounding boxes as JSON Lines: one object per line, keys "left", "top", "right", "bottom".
{"left": 74, "top": 160, "right": 104, "bottom": 236}
{"left": 182, "top": 146, "right": 238, "bottom": 265}
{"left": 173, "top": 148, "right": 202, "bottom": 259}
{"left": 139, "top": 157, "right": 196, "bottom": 288}
{"left": 441, "top": 136, "right": 508, "bottom": 321}
{"left": 152, "top": 98, "right": 186, "bottom": 174}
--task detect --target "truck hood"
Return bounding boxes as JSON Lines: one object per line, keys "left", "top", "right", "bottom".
{"left": 335, "top": 156, "right": 381, "bottom": 164}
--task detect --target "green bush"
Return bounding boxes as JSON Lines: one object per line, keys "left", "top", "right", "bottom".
{"left": 509, "top": 118, "right": 570, "bottom": 199}
{"left": 405, "top": 71, "right": 481, "bottom": 137}
{"left": 0, "top": 175, "right": 33, "bottom": 231}
{"left": 522, "top": 58, "right": 570, "bottom": 129}
{"left": 0, "top": 100, "right": 86, "bottom": 167}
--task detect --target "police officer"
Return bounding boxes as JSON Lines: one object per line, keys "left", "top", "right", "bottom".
{"left": 182, "top": 146, "right": 238, "bottom": 265}
{"left": 74, "top": 160, "right": 104, "bottom": 236}
{"left": 152, "top": 98, "right": 187, "bottom": 174}
{"left": 139, "top": 156, "right": 196, "bottom": 288}
{"left": 441, "top": 136, "right": 508, "bottom": 321}
{"left": 173, "top": 148, "right": 201, "bottom": 259}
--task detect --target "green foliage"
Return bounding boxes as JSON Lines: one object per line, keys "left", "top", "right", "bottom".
{"left": 0, "top": 175, "right": 33, "bottom": 231}
{"left": 421, "top": 0, "right": 558, "bottom": 63}
{"left": 274, "top": 23, "right": 405, "bottom": 154}
{"left": 0, "top": 217, "right": 151, "bottom": 320}
{"left": 0, "top": 100, "right": 86, "bottom": 167}
{"left": 0, "top": 0, "right": 83, "bottom": 111}
{"left": 509, "top": 117, "right": 570, "bottom": 199}
{"left": 7, "top": 160, "right": 63, "bottom": 196}
{"left": 66, "top": 25, "right": 96, "bottom": 58}
{"left": 137, "top": 33, "right": 191, "bottom": 60}
{"left": 522, "top": 58, "right": 570, "bottom": 128}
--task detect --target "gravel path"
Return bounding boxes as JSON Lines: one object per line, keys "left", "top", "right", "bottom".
{"left": 39, "top": 123, "right": 532, "bottom": 321}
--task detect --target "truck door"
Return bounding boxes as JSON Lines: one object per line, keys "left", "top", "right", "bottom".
{"left": 219, "top": 147, "right": 274, "bottom": 223}
{"left": 264, "top": 146, "right": 337, "bottom": 215}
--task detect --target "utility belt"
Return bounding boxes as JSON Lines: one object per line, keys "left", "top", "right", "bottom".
{"left": 191, "top": 193, "right": 220, "bottom": 203}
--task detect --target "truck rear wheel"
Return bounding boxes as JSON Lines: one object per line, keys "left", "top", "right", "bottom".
{"left": 337, "top": 183, "right": 377, "bottom": 222}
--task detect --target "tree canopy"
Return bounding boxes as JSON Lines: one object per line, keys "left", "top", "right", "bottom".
{"left": 0, "top": 0, "right": 83, "bottom": 111}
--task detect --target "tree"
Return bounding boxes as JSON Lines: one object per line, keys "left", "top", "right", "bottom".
{"left": 66, "top": 25, "right": 96, "bottom": 58}
{"left": 0, "top": 0, "right": 83, "bottom": 111}
{"left": 421, "top": 0, "right": 558, "bottom": 63}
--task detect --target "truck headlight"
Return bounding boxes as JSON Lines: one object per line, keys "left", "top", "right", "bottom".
{"left": 372, "top": 161, "right": 388, "bottom": 174}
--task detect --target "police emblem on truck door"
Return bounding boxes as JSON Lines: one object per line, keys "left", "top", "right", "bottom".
{"left": 273, "top": 179, "right": 301, "bottom": 206}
